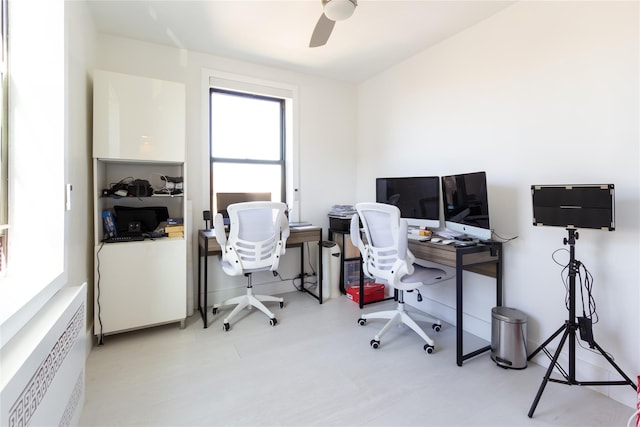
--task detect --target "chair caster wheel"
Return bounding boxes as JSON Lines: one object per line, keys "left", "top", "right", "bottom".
{"left": 279, "top": 301, "right": 284, "bottom": 309}
{"left": 212, "top": 307, "right": 218, "bottom": 315}
{"left": 424, "top": 344, "right": 434, "bottom": 354}
{"left": 358, "top": 318, "right": 366, "bottom": 326}
{"left": 222, "top": 323, "right": 230, "bottom": 332}
{"left": 269, "top": 318, "right": 277, "bottom": 326}
{"left": 370, "top": 339, "right": 380, "bottom": 349}
{"left": 432, "top": 323, "right": 441, "bottom": 332}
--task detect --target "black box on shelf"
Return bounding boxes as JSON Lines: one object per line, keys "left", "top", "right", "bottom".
{"left": 329, "top": 216, "right": 351, "bottom": 232}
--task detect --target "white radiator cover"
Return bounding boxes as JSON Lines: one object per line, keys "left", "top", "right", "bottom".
{"left": 1, "top": 284, "right": 87, "bottom": 427}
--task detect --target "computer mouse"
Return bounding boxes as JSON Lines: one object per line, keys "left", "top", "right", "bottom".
{"left": 442, "top": 239, "right": 456, "bottom": 245}
{"left": 430, "top": 237, "right": 442, "bottom": 243}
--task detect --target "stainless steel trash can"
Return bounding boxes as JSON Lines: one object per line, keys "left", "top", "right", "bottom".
{"left": 491, "top": 307, "right": 528, "bottom": 369}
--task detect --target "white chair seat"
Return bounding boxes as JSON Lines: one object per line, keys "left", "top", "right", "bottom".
{"left": 396, "top": 264, "right": 448, "bottom": 291}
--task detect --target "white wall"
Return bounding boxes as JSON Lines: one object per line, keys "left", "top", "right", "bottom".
{"left": 66, "top": 0, "right": 98, "bottom": 340}
{"left": 357, "top": 1, "right": 638, "bottom": 406}
{"left": 93, "top": 35, "right": 358, "bottom": 305}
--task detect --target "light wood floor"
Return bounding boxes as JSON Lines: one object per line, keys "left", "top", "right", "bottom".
{"left": 80, "top": 289, "right": 634, "bottom": 426}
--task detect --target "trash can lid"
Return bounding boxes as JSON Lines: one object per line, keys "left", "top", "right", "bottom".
{"left": 492, "top": 306, "right": 527, "bottom": 323}
{"left": 321, "top": 241, "right": 337, "bottom": 248}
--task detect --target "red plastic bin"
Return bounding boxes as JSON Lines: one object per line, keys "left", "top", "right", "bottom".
{"left": 346, "top": 282, "right": 385, "bottom": 304}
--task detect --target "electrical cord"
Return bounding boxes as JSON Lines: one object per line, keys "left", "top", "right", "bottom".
{"left": 96, "top": 241, "right": 105, "bottom": 345}
{"left": 304, "top": 242, "right": 317, "bottom": 276}
{"left": 553, "top": 247, "right": 602, "bottom": 346}
{"left": 577, "top": 261, "right": 598, "bottom": 324}
{"left": 108, "top": 176, "right": 134, "bottom": 192}
{"left": 490, "top": 229, "right": 518, "bottom": 242}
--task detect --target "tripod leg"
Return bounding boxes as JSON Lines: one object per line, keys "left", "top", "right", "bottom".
{"left": 589, "top": 340, "right": 638, "bottom": 390}
{"left": 528, "top": 327, "right": 571, "bottom": 418}
{"left": 528, "top": 322, "right": 567, "bottom": 361}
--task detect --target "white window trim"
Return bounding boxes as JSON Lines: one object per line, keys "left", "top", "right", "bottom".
{"left": 0, "top": 0, "right": 66, "bottom": 349}
{"left": 200, "top": 68, "right": 300, "bottom": 222}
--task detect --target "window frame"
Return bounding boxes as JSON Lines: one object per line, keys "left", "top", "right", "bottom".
{"left": 0, "top": 0, "right": 8, "bottom": 271}
{"left": 0, "top": 0, "right": 66, "bottom": 348}
{"left": 209, "top": 88, "right": 287, "bottom": 213}
{"left": 201, "top": 69, "right": 300, "bottom": 223}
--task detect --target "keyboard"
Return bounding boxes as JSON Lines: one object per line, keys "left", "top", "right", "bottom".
{"left": 104, "top": 235, "right": 145, "bottom": 243}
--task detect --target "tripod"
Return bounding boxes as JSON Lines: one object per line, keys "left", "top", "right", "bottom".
{"left": 528, "top": 228, "right": 637, "bottom": 418}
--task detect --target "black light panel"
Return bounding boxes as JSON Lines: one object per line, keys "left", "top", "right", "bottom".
{"left": 531, "top": 184, "right": 615, "bottom": 231}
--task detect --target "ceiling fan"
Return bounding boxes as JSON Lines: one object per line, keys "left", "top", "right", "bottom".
{"left": 309, "top": 0, "right": 358, "bottom": 48}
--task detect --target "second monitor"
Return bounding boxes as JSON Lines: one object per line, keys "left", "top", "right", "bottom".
{"left": 376, "top": 176, "right": 440, "bottom": 229}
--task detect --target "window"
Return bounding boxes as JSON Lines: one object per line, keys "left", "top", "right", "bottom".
{"left": 210, "top": 89, "right": 286, "bottom": 213}
{"left": 202, "top": 69, "right": 300, "bottom": 221}
{"left": 0, "top": 0, "right": 65, "bottom": 348}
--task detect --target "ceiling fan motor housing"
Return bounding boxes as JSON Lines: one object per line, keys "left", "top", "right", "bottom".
{"left": 324, "top": 0, "right": 357, "bottom": 22}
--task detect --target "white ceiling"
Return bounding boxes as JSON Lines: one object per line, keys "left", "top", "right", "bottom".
{"left": 85, "top": 0, "right": 514, "bottom": 83}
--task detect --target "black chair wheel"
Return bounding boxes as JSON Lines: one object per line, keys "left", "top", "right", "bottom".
{"left": 370, "top": 339, "right": 380, "bottom": 349}
{"left": 432, "top": 324, "right": 441, "bottom": 332}
{"left": 222, "top": 323, "right": 230, "bottom": 332}
{"left": 270, "top": 318, "right": 277, "bottom": 326}
{"left": 279, "top": 301, "right": 284, "bottom": 309}
{"left": 212, "top": 307, "right": 218, "bottom": 315}
{"left": 358, "top": 318, "right": 366, "bottom": 326}
{"left": 424, "top": 344, "right": 434, "bottom": 354}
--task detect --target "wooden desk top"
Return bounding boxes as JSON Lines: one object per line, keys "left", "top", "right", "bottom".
{"left": 198, "top": 226, "right": 322, "bottom": 254}
{"left": 408, "top": 240, "right": 501, "bottom": 278}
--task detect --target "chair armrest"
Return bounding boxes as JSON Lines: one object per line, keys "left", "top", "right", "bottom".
{"left": 350, "top": 214, "right": 364, "bottom": 253}
{"left": 280, "top": 214, "right": 290, "bottom": 247}
{"left": 397, "top": 219, "right": 408, "bottom": 261}
{"left": 213, "top": 213, "right": 227, "bottom": 247}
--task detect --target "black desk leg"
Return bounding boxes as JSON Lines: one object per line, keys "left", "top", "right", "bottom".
{"left": 456, "top": 251, "right": 464, "bottom": 366}
{"left": 318, "top": 230, "right": 324, "bottom": 304}
{"left": 198, "top": 243, "right": 202, "bottom": 324}
{"left": 202, "top": 235, "right": 208, "bottom": 328}
{"left": 496, "top": 249, "right": 503, "bottom": 306}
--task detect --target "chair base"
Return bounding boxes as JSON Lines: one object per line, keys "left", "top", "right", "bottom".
{"left": 213, "top": 287, "right": 284, "bottom": 329}
{"left": 359, "top": 301, "right": 441, "bottom": 352}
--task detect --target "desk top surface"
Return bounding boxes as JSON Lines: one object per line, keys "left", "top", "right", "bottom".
{"left": 198, "top": 225, "right": 322, "bottom": 252}
{"left": 408, "top": 239, "right": 501, "bottom": 274}
{"left": 199, "top": 225, "right": 321, "bottom": 237}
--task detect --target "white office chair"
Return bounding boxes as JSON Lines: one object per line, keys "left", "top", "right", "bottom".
{"left": 212, "top": 201, "right": 290, "bottom": 331}
{"left": 351, "top": 202, "right": 449, "bottom": 354}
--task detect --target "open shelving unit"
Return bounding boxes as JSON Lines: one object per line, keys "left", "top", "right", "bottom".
{"left": 92, "top": 70, "right": 187, "bottom": 341}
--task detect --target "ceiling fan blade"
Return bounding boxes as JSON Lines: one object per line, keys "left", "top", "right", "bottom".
{"left": 309, "top": 13, "right": 335, "bottom": 48}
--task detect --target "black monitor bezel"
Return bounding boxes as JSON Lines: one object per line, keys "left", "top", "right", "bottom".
{"left": 375, "top": 176, "right": 440, "bottom": 228}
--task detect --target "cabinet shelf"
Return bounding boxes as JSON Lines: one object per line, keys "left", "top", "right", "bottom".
{"left": 100, "top": 194, "right": 184, "bottom": 199}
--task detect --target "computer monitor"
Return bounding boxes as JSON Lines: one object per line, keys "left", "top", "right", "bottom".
{"left": 216, "top": 192, "right": 272, "bottom": 225}
{"left": 114, "top": 205, "right": 169, "bottom": 234}
{"left": 375, "top": 176, "right": 440, "bottom": 229}
{"left": 441, "top": 171, "right": 491, "bottom": 241}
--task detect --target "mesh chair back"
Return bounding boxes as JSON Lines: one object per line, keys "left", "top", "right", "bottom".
{"left": 355, "top": 202, "right": 414, "bottom": 285}
{"left": 224, "top": 202, "right": 290, "bottom": 274}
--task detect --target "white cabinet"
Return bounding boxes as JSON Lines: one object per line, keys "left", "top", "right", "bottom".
{"left": 94, "top": 239, "right": 186, "bottom": 335}
{"left": 93, "top": 70, "right": 185, "bottom": 162}
{"left": 93, "top": 70, "right": 187, "bottom": 339}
